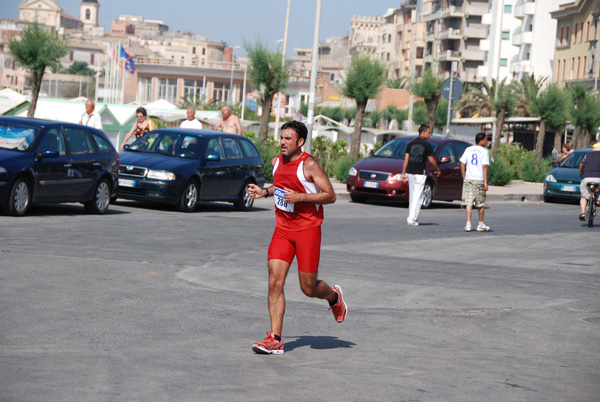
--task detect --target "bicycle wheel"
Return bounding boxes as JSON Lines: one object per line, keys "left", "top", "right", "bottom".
{"left": 587, "top": 195, "right": 595, "bottom": 227}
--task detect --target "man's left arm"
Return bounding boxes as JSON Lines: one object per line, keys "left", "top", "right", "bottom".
{"left": 94, "top": 114, "right": 103, "bottom": 130}
{"left": 428, "top": 155, "right": 441, "bottom": 178}
{"left": 283, "top": 157, "right": 336, "bottom": 205}
{"left": 234, "top": 116, "right": 242, "bottom": 135}
{"left": 483, "top": 164, "right": 488, "bottom": 191}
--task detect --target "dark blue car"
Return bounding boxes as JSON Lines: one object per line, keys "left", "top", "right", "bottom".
{"left": 544, "top": 149, "right": 592, "bottom": 203}
{"left": 117, "top": 129, "right": 265, "bottom": 212}
{"left": 0, "top": 116, "right": 119, "bottom": 216}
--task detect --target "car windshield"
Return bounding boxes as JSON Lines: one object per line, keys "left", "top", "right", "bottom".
{"left": 560, "top": 151, "right": 587, "bottom": 168}
{"left": 0, "top": 123, "right": 41, "bottom": 152}
{"left": 373, "top": 138, "right": 439, "bottom": 158}
{"left": 128, "top": 132, "right": 203, "bottom": 159}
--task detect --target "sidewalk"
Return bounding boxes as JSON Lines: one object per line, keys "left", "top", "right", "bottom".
{"left": 330, "top": 179, "right": 544, "bottom": 202}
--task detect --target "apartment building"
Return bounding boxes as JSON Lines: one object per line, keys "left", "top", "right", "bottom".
{"left": 350, "top": 15, "right": 384, "bottom": 54}
{"left": 422, "top": 0, "right": 490, "bottom": 83}
{"left": 552, "top": 0, "right": 600, "bottom": 88}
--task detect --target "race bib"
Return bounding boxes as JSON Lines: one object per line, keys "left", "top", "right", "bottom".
{"left": 274, "top": 186, "right": 295, "bottom": 213}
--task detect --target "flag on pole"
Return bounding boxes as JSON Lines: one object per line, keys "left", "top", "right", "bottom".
{"left": 120, "top": 45, "right": 136, "bottom": 74}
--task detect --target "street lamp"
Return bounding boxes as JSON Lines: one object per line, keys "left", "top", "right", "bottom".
{"left": 229, "top": 45, "right": 241, "bottom": 105}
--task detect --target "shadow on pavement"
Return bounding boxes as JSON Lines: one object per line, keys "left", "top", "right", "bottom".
{"left": 284, "top": 335, "right": 356, "bottom": 352}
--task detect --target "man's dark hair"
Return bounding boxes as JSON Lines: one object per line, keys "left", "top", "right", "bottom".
{"left": 418, "top": 124, "right": 430, "bottom": 136}
{"left": 281, "top": 120, "right": 308, "bottom": 141}
{"left": 475, "top": 132, "right": 487, "bottom": 145}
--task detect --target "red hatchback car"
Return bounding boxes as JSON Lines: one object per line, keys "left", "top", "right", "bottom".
{"left": 346, "top": 135, "right": 472, "bottom": 207}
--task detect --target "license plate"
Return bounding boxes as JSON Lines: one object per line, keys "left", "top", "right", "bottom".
{"left": 561, "top": 185, "right": 576, "bottom": 192}
{"left": 364, "top": 181, "right": 379, "bottom": 189}
{"left": 119, "top": 178, "right": 136, "bottom": 188}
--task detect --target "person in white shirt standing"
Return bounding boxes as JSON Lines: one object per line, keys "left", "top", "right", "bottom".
{"left": 180, "top": 107, "right": 203, "bottom": 129}
{"left": 460, "top": 132, "right": 490, "bottom": 232}
{"left": 79, "top": 99, "right": 103, "bottom": 130}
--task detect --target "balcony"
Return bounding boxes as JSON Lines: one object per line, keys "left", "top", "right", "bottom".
{"left": 465, "top": 2, "right": 489, "bottom": 16}
{"left": 425, "top": 31, "right": 436, "bottom": 42}
{"left": 479, "top": 39, "right": 490, "bottom": 51}
{"left": 463, "top": 48, "right": 485, "bottom": 61}
{"left": 439, "top": 49, "right": 461, "bottom": 61}
{"left": 439, "top": 28, "right": 462, "bottom": 40}
{"left": 482, "top": 13, "right": 492, "bottom": 25}
{"left": 422, "top": 6, "right": 464, "bottom": 22}
{"left": 514, "top": 1, "right": 536, "bottom": 20}
{"left": 512, "top": 31, "right": 534, "bottom": 46}
{"left": 464, "top": 25, "right": 487, "bottom": 39}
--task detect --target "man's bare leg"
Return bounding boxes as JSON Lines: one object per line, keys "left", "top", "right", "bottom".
{"left": 268, "top": 259, "right": 292, "bottom": 336}
{"left": 298, "top": 271, "right": 336, "bottom": 303}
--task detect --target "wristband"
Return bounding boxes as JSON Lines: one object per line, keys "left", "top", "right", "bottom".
{"left": 264, "top": 188, "right": 269, "bottom": 199}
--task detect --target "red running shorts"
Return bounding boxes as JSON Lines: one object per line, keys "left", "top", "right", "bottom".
{"left": 268, "top": 226, "right": 321, "bottom": 273}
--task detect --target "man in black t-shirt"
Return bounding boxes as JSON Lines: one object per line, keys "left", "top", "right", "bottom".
{"left": 401, "top": 125, "right": 440, "bottom": 226}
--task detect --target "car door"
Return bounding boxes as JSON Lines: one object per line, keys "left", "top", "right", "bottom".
{"left": 34, "top": 127, "right": 76, "bottom": 200}
{"left": 221, "top": 137, "right": 246, "bottom": 196}
{"left": 201, "top": 137, "right": 228, "bottom": 197}
{"left": 435, "top": 142, "right": 461, "bottom": 198}
{"left": 63, "top": 126, "right": 101, "bottom": 197}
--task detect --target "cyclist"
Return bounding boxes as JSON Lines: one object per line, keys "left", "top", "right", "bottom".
{"left": 578, "top": 142, "right": 600, "bottom": 221}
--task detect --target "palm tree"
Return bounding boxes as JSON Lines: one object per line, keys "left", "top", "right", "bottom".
{"left": 7, "top": 22, "right": 69, "bottom": 117}
{"left": 512, "top": 73, "right": 548, "bottom": 117}
{"left": 412, "top": 68, "right": 444, "bottom": 130}
{"left": 342, "top": 55, "right": 387, "bottom": 158}
{"left": 456, "top": 78, "right": 516, "bottom": 156}
{"left": 245, "top": 41, "right": 289, "bottom": 143}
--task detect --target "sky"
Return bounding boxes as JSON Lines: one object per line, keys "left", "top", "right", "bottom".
{"left": 0, "top": 0, "right": 401, "bottom": 56}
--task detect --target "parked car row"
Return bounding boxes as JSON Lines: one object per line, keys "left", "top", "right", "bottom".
{"left": 0, "top": 117, "right": 265, "bottom": 216}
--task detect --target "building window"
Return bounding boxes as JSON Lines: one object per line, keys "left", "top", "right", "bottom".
{"left": 183, "top": 80, "right": 204, "bottom": 102}
{"left": 85, "top": 9, "right": 90, "bottom": 20}
{"left": 566, "top": 26, "right": 570, "bottom": 43}
{"left": 575, "top": 23, "right": 579, "bottom": 42}
{"left": 158, "top": 78, "right": 178, "bottom": 103}
{"left": 212, "top": 82, "right": 230, "bottom": 104}
{"left": 501, "top": 31, "right": 510, "bottom": 40}
{"left": 504, "top": 5, "right": 512, "bottom": 13}
{"left": 587, "top": 22, "right": 591, "bottom": 41}
{"left": 584, "top": 56, "right": 588, "bottom": 75}
{"left": 500, "top": 58, "right": 508, "bottom": 66}
{"left": 557, "top": 60, "right": 561, "bottom": 82}
{"left": 90, "top": 54, "right": 94, "bottom": 65}
{"left": 563, "top": 59, "right": 566, "bottom": 81}
{"left": 577, "top": 57, "right": 581, "bottom": 79}
{"left": 139, "top": 77, "right": 153, "bottom": 103}
{"left": 560, "top": 26, "right": 564, "bottom": 44}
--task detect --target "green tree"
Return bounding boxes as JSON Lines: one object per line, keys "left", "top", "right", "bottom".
{"left": 566, "top": 83, "right": 587, "bottom": 149}
{"left": 578, "top": 93, "right": 600, "bottom": 149}
{"left": 7, "top": 22, "right": 69, "bottom": 117}
{"left": 412, "top": 68, "right": 443, "bottom": 129}
{"left": 66, "top": 61, "right": 94, "bottom": 76}
{"left": 342, "top": 55, "right": 387, "bottom": 158}
{"left": 513, "top": 74, "right": 547, "bottom": 117}
{"left": 369, "top": 110, "right": 382, "bottom": 128}
{"left": 386, "top": 76, "right": 410, "bottom": 89}
{"left": 435, "top": 98, "right": 448, "bottom": 131}
{"left": 531, "top": 84, "right": 569, "bottom": 169}
{"left": 412, "top": 102, "right": 428, "bottom": 126}
{"left": 245, "top": 41, "right": 289, "bottom": 143}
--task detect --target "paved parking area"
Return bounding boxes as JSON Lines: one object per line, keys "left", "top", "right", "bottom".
{"left": 0, "top": 198, "right": 598, "bottom": 401}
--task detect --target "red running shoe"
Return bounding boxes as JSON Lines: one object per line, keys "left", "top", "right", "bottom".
{"left": 252, "top": 331, "right": 284, "bottom": 355}
{"left": 330, "top": 285, "right": 347, "bottom": 323}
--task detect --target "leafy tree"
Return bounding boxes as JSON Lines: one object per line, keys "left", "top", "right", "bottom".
{"left": 531, "top": 84, "right": 568, "bottom": 169}
{"left": 343, "top": 107, "right": 356, "bottom": 125}
{"left": 578, "top": 93, "right": 600, "bottom": 149}
{"left": 567, "top": 83, "right": 587, "bottom": 149}
{"left": 66, "top": 61, "right": 94, "bottom": 76}
{"left": 386, "top": 76, "right": 410, "bottom": 89}
{"left": 369, "top": 110, "right": 382, "bottom": 128}
{"left": 512, "top": 74, "right": 547, "bottom": 117}
{"left": 412, "top": 68, "right": 443, "bottom": 129}
{"left": 245, "top": 41, "right": 289, "bottom": 143}
{"left": 7, "top": 22, "right": 69, "bottom": 117}
{"left": 435, "top": 98, "right": 448, "bottom": 131}
{"left": 342, "top": 55, "right": 387, "bottom": 158}
{"left": 412, "top": 102, "right": 428, "bottom": 126}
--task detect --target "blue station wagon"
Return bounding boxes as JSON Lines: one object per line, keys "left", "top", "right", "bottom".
{"left": 117, "top": 129, "right": 265, "bottom": 212}
{"left": 0, "top": 116, "right": 119, "bottom": 216}
{"left": 544, "top": 149, "right": 592, "bottom": 203}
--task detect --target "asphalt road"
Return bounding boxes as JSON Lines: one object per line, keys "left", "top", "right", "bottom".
{"left": 1, "top": 198, "right": 598, "bottom": 402}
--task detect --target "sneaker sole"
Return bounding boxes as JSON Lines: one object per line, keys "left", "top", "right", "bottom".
{"left": 333, "top": 285, "right": 348, "bottom": 323}
{"left": 252, "top": 345, "right": 284, "bottom": 355}
{"left": 476, "top": 228, "right": 489, "bottom": 232}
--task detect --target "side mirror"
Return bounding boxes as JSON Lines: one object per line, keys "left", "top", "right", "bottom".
{"left": 205, "top": 154, "right": 221, "bottom": 162}
{"left": 369, "top": 149, "right": 375, "bottom": 156}
{"left": 124, "top": 144, "right": 130, "bottom": 150}
{"left": 439, "top": 156, "right": 451, "bottom": 163}
{"left": 552, "top": 162, "right": 559, "bottom": 167}
{"left": 38, "top": 150, "right": 60, "bottom": 160}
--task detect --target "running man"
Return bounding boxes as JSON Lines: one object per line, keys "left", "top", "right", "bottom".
{"left": 248, "top": 120, "right": 347, "bottom": 355}
{"left": 460, "top": 132, "right": 490, "bottom": 232}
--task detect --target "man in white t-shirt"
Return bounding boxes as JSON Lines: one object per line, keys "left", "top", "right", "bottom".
{"left": 460, "top": 132, "right": 490, "bottom": 232}
{"left": 79, "top": 100, "right": 103, "bottom": 130}
{"left": 180, "top": 107, "right": 203, "bottom": 129}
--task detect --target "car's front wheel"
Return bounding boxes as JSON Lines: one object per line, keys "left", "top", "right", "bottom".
{"left": 3, "top": 176, "right": 31, "bottom": 216}
{"left": 421, "top": 181, "right": 433, "bottom": 209}
{"left": 234, "top": 181, "right": 254, "bottom": 211}
{"left": 84, "top": 178, "right": 111, "bottom": 214}
{"left": 178, "top": 179, "right": 198, "bottom": 212}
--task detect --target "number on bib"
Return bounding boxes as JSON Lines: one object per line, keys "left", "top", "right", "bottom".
{"left": 274, "top": 186, "right": 295, "bottom": 213}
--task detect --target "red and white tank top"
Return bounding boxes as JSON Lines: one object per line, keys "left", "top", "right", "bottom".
{"left": 272, "top": 152, "right": 323, "bottom": 231}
